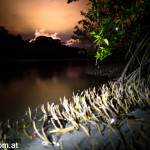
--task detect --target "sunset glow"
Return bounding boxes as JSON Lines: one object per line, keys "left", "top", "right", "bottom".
{"left": 65, "top": 38, "right": 80, "bottom": 46}
{"left": 29, "top": 28, "right": 61, "bottom": 42}
{"left": 0, "top": 0, "right": 88, "bottom": 39}
{"left": 30, "top": 28, "right": 80, "bottom": 46}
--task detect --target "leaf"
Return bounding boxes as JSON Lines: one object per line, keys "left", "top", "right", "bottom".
{"left": 94, "top": 35, "right": 100, "bottom": 39}
{"left": 93, "top": 38, "right": 99, "bottom": 43}
{"left": 100, "top": 47, "right": 105, "bottom": 50}
{"left": 87, "top": 11, "right": 92, "bottom": 15}
{"left": 96, "top": 40, "right": 101, "bottom": 45}
{"left": 116, "top": 19, "right": 120, "bottom": 24}
{"left": 90, "top": 31, "right": 95, "bottom": 35}
{"left": 87, "top": 3, "right": 91, "bottom": 5}
{"left": 108, "top": 51, "right": 111, "bottom": 55}
{"left": 99, "top": 29, "right": 103, "bottom": 35}
{"left": 103, "top": 39, "right": 109, "bottom": 45}
{"left": 121, "top": 6, "right": 125, "bottom": 10}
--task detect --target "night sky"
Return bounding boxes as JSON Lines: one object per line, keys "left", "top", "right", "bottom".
{"left": 0, "top": 0, "right": 89, "bottom": 42}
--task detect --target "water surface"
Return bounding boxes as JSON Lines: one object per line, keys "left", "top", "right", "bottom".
{"left": 0, "top": 60, "right": 109, "bottom": 121}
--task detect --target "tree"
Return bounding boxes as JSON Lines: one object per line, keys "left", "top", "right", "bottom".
{"left": 0, "top": 26, "right": 8, "bottom": 34}
{"left": 68, "top": 0, "right": 149, "bottom": 65}
{"left": 67, "top": 0, "right": 79, "bottom": 3}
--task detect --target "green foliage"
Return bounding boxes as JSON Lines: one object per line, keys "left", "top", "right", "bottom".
{"left": 68, "top": 0, "right": 150, "bottom": 63}
{"left": 78, "top": 49, "right": 86, "bottom": 55}
{"left": 90, "top": 30, "right": 111, "bottom": 62}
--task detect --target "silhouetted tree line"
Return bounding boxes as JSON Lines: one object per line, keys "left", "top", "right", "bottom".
{"left": 0, "top": 26, "right": 87, "bottom": 59}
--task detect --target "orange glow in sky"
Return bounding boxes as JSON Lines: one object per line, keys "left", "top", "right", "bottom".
{"left": 0, "top": 0, "right": 88, "bottom": 38}
{"left": 29, "top": 28, "right": 61, "bottom": 42}
{"left": 30, "top": 28, "right": 80, "bottom": 46}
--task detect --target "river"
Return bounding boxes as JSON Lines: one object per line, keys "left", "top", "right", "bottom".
{"left": 0, "top": 59, "right": 109, "bottom": 121}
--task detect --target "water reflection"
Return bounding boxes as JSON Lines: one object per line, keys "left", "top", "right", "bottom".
{"left": 0, "top": 60, "right": 108, "bottom": 121}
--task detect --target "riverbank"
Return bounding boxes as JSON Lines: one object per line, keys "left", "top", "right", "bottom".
{"left": 87, "top": 63, "right": 126, "bottom": 78}
{"left": 0, "top": 59, "right": 110, "bottom": 122}
{"left": 19, "top": 106, "right": 150, "bottom": 150}
{"left": 0, "top": 74, "right": 149, "bottom": 150}
{"left": 2, "top": 105, "right": 150, "bottom": 150}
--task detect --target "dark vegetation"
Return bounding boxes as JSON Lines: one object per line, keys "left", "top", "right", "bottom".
{"left": 0, "top": 1, "right": 150, "bottom": 149}
{"left": 68, "top": 0, "right": 150, "bottom": 66}
{"left": 0, "top": 26, "right": 87, "bottom": 59}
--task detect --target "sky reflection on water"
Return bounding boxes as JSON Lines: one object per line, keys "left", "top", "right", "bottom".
{"left": 0, "top": 60, "right": 108, "bottom": 121}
